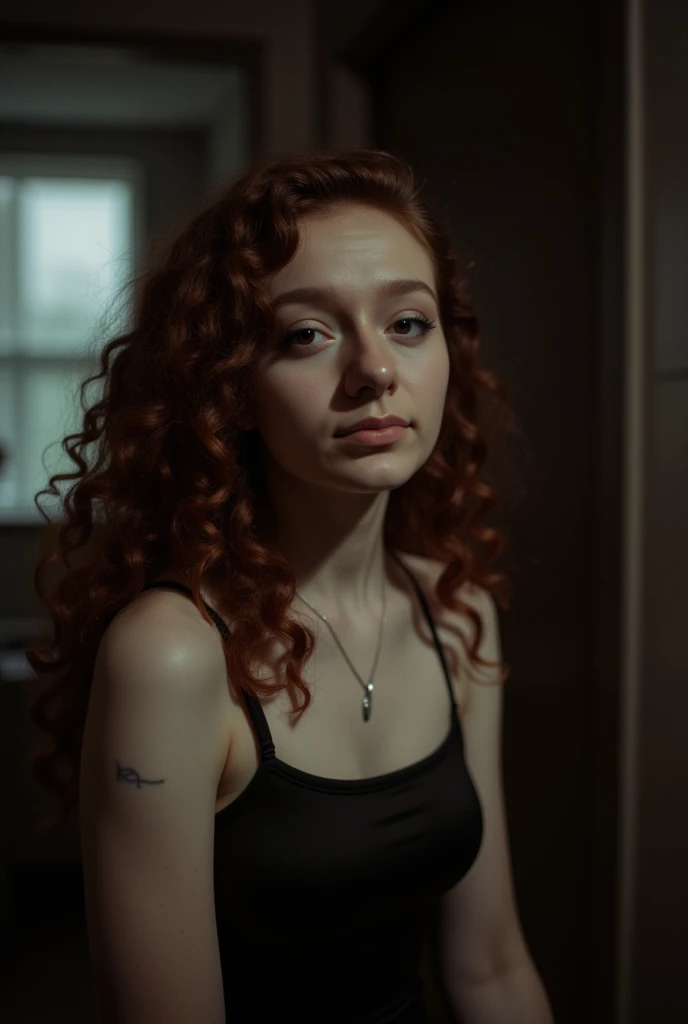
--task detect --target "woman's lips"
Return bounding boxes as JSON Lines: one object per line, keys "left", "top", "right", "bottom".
{"left": 335, "top": 424, "right": 408, "bottom": 446}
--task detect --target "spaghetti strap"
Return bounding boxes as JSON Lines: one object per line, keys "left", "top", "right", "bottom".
{"left": 139, "top": 580, "right": 276, "bottom": 762}
{"left": 141, "top": 580, "right": 231, "bottom": 640}
{"left": 388, "top": 551, "right": 458, "bottom": 714}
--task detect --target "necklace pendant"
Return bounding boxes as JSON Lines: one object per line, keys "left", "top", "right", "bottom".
{"left": 362, "top": 682, "right": 373, "bottom": 722}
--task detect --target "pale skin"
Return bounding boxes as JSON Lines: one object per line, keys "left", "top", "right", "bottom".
{"left": 80, "top": 202, "right": 553, "bottom": 1023}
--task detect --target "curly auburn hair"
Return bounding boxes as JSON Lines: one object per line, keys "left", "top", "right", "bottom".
{"left": 25, "top": 144, "right": 528, "bottom": 831}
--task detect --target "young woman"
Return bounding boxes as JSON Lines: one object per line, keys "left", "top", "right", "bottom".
{"left": 27, "top": 147, "right": 554, "bottom": 1023}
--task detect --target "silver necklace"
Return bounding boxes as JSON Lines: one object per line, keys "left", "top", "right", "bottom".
{"left": 295, "top": 569, "right": 387, "bottom": 722}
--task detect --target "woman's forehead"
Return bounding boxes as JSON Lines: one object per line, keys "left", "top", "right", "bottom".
{"left": 267, "top": 210, "right": 434, "bottom": 297}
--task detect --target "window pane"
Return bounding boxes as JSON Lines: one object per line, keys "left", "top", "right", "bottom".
{"left": 22, "top": 364, "right": 89, "bottom": 516}
{"left": 0, "top": 365, "right": 18, "bottom": 507}
{"left": 18, "top": 178, "right": 134, "bottom": 357}
{"left": 0, "top": 177, "right": 14, "bottom": 354}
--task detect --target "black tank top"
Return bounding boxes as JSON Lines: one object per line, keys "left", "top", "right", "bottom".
{"left": 141, "top": 554, "right": 484, "bottom": 1023}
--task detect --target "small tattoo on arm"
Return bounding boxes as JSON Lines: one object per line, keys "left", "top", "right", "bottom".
{"left": 115, "top": 760, "right": 165, "bottom": 788}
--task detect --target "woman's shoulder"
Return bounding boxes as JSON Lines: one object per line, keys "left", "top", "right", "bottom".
{"left": 398, "top": 551, "right": 485, "bottom": 615}
{"left": 94, "top": 569, "right": 237, "bottom": 760}
{"left": 105, "top": 567, "right": 230, "bottom": 679}
{"left": 404, "top": 552, "right": 501, "bottom": 678}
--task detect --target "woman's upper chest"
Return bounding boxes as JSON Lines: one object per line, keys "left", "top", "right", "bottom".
{"left": 214, "top": 560, "right": 466, "bottom": 807}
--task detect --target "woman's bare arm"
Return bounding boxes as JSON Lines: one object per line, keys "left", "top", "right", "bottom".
{"left": 79, "top": 597, "right": 230, "bottom": 1024}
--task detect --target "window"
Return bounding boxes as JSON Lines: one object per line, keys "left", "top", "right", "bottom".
{"left": 0, "top": 154, "right": 144, "bottom": 523}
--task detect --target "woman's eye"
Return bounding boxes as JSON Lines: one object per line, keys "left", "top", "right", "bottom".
{"left": 392, "top": 315, "right": 436, "bottom": 337}
{"left": 280, "top": 326, "right": 324, "bottom": 349}
{"left": 280, "top": 314, "right": 436, "bottom": 350}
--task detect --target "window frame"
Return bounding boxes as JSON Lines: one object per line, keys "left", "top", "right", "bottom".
{"left": 0, "top": 152, "right": 145, "bottom": 525}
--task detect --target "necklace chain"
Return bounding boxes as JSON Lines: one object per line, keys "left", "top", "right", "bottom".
{"left": 295, "top": 571, "right": 387, "bottom": 723}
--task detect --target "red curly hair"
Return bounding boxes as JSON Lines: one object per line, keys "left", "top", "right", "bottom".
{"left": 25, "top": 145, "right": 527, "bottom": 831}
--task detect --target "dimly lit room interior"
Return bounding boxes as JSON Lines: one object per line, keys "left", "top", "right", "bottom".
{"left": 1, "top": 2, "right": 686, "bottom": 1023}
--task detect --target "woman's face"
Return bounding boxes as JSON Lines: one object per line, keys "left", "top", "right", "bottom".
{"left": 247, "top": 202, "right": 450, "bottom": 497}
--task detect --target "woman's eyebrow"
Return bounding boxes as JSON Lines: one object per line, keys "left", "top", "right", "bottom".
{"left": 271, "top": 279, "right": 438, "bottom": 310}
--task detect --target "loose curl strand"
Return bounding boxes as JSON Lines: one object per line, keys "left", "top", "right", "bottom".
{"left": 25, "top": 145, "right": 528, "bottom": 831}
